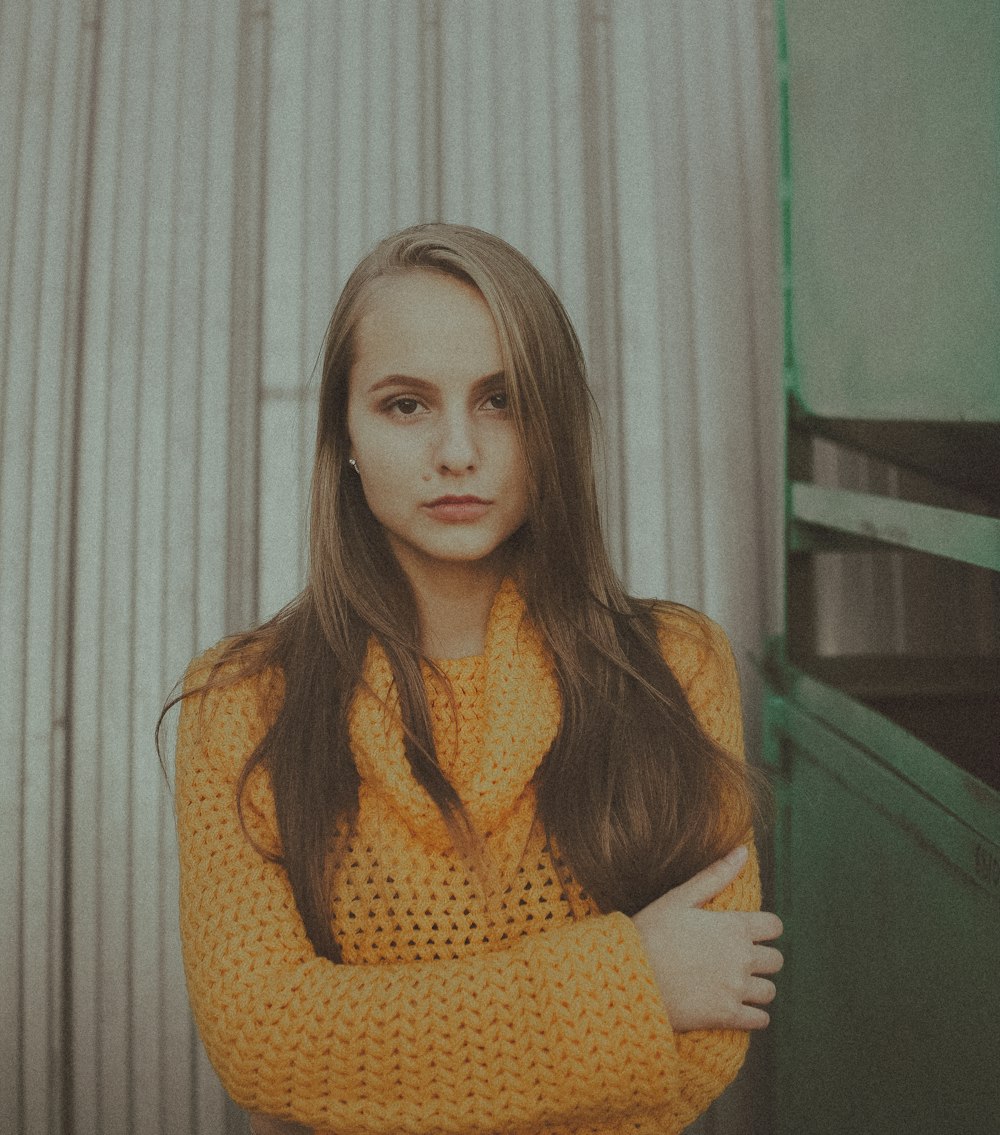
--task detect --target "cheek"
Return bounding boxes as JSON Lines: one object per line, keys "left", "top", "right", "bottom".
{"left": 350, "top": 421, "right": 413, "bottom": 486}
{"left": 358, "top": 462, "right": 405, "bottom": 518}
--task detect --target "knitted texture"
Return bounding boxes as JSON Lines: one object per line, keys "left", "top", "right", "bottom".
{"left": 175, "top": 581, "right": 760, "bottom": 1134}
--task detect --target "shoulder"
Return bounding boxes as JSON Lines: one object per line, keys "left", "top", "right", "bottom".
{"left": 184, "top": 634, "right": 284, "bottom": 696}
{"left": 179, "top": 636, "right": 286, "bottom": 758}
{"left": 647, "top": 601, "right": 738, "bottom": 692}
{"left": 645, "top": 601, "right": 744, "bottom": 758}
{"left": 174, "top": 638, "right": 286, "bottom": 856}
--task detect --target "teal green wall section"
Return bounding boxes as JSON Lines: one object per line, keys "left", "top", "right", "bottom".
{"left": 780, "top": 0, "right": 1000, "bottom": 420}
{"left": 770, "top": 0, "right": 1000, "bottom": 1130}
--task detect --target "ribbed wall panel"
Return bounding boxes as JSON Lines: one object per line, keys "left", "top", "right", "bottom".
{"left": 259, "top": 0, "right": 311, "bottom": 615}
{"left": 0, "top": 0, "right": 94, "bottom": 1131}
{"left": 438, "top": 1, "right": 589, "bottom": 339}
{"left": 3, "top": 3, "right": 782, "bottom": 1132}
{"left": 571, "top": 2, "right": 619, "bottom": 572}
{"left": 62, "top": 0, "right": 244, "bottom": 1131}
{"left": 610, "top": 4, "right": 677, "bottom": 596}
{"left": 609, "top": 1, "right": 782, "bottom": 656}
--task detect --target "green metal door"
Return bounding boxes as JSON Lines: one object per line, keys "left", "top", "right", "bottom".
{"left": 765, "top": 682, "right": 1000, "bottom": 1133}
{"left": 771, "top": 1, "right": 1000, "bottom": 1128}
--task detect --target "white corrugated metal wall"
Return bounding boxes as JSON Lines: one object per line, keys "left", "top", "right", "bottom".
{"left": 0, "top": 3, "right": 782, "bottom": 1133}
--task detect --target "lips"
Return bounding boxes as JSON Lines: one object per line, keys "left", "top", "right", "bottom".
{"left": 428, "top": 495, "right": 489, "bottom": 506}
{"left": 423, "top": 494, "right": 492, "bottom": 522}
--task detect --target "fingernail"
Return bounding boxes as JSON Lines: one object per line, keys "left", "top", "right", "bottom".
{"left": 729, "top": 844, "right": 748, "bottom": 867}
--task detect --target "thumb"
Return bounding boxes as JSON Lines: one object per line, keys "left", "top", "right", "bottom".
{"left": 663, "top": 844, "right": 749, "bottom": 909}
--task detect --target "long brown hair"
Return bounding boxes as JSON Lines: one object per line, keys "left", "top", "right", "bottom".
{"left": 162, "top": 223, "right": 764, "bottom": 960}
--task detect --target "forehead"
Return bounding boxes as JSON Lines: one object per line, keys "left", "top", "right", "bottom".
{"left": 351, "top": 270, "right": 502, "bottom": 382}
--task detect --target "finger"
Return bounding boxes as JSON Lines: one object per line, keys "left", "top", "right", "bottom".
{"left": 731, "top": 1005, "right": 771, "bottom": 1031}
{"left": 752, "top": 944, "right": 784, "bottom": 975}
{"left": 749, "top": 911, "right": 784, "bottom": 942}
{"left": 664, "top": 845, "right": 749, "bottom": 909}
{"left": 744, "top": 977, "right": 777, "bottom": 1006}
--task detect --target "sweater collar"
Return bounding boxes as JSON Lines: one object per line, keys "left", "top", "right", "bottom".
{"left": 347, "top": 578, "right": 561, "bottom": 851}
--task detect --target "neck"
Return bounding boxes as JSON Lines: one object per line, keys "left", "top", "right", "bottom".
{"left": 395, "top": 554, "right": 508, "bottom": 658}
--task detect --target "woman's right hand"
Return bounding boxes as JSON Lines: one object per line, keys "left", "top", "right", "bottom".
{"left": 630, "top": 845, "right": 784, "bottom": 1033}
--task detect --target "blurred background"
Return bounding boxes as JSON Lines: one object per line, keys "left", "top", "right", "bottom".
{"left": 5, "top": 0, "right": 924, "bottom": 1131}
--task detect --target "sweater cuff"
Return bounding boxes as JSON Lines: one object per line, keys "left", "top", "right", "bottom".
{"left": 527, "top": 911, "right": 680, "bottom": 1121}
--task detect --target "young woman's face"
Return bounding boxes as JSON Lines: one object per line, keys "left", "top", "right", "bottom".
{"left": 346, "top": 270, "right": 530, "bottom": 584}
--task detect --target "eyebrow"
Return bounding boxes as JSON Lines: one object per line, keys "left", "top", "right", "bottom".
{"left": 366, "top": 370, "right": 506, "bottom": 396}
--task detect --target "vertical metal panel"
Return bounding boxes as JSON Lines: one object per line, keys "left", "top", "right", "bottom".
{"left": 608, "top": 3, "right": 675, "bottom": 601}
{"left": 226, "top": 0, "right": 269, "bottom": 638}
{"left": 365, "top": 1, "right": 395, "bottom": 237}
{"left": 300, "top": 0, "right": 339, "bottom": 330}
{"left": 577, "top": 0, "right": 628, "bottom": 573}
{"left": 547, "top": 2, "right": 590, "bottom": 357}
{"left": 259, "top": 1, "right": 310, "bottom": 614}
{"left": 156, "top": 59, "right": 199, "bottom": 1125}
{"left": 0, "top": 0, "right": 94, "bottom": 1129}
{"left": 0, "top": 3, "right": 31, "bottom": 357}
{"left": 439, "top": 0, "right": 473, "bottom": 223}
{"left": 439, "top": 0, "right": 571, "bottom": 279}
{"left": 155, "top": 2, "right": 243, "bottom": 1132}
{"left": 420, "top": 0, "right": 442, "bottom": 221}
{"left": 729, "top": 0, "right": 784, "bottom": 640}
{"left": 300, "top": 0, "right": 338, "bottom": 350}
{"left": 517, "top": 0, "right": 561, "bottom": 281}
{"left": 143, "top": 10, "right": 201, "bottom": 1129}
{"left": 492, "top": 6, "right": 530, "bottom": 250}
{"left": 259, "top": 397, "right": 307, "bottom": 616}
{"left": 68, "top": 0, "right": 126, "bottom": 1122}
{"left": 129, "top": 2, "right": 181, "bottom": 1125}
{"left": 664, "top": 4, "right": 761, "bottom": 628}
{"left": 262, "top": 1, "right": 308, "bottom": 397}
{"left": 605, "top": 0, "right": 782, "bottom": 661}
{"left": 195, "top": 0, "right": 242, "bottom": 652}
{"left": 615, "top": 2, "right": 703, "bottom": 603}
{"left": 65, "top": 0, "right": 245, "bottom": 1130}
{"left": 293, "top": 0, "right": 326, "bottom": 594}
{"left": 332, "top": 0, "right": 369, "bottom": 271}
{"left": 389, "top": 2, "right": 425, "bottom": 229}
{"left": 0, "top": 0, "right": 34, "bottom": 1123}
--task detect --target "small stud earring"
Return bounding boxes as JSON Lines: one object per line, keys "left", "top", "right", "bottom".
{"left": 348, "top": 458, "right": 359, "bottom": 473}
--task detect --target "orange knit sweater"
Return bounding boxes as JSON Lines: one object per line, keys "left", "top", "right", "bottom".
{"left": 174, "top": 581, "right": 760, "bottom": 1134}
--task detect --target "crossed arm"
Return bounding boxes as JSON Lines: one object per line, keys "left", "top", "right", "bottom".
{"left": 175, "top": 615, "right": 779, "bottom": 1135}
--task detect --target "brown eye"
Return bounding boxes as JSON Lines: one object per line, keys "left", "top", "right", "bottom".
{"left": 486, "top": 391, "right": 508, "bottom": 411}
{"left": 392, "top": 398, "right": 421, "bottom": 415}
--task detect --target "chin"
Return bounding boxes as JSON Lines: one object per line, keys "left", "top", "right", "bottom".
{"left": 428, "top": 543, "right": 508, "bottom": 565}
{"left": 400, "top": 536, "right": 517, "bottom": 574}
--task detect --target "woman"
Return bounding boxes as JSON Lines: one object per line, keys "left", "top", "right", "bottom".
{"left": 168, "top": 223, "right": 782, "bottom": 1135}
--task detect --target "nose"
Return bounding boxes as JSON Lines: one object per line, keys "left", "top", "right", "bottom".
{"left": 434, "top": 409, "right": 478, "bottom": 473}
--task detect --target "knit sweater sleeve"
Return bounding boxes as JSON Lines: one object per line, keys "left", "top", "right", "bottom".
{"left": 174, "top": 652, "right": 680, "bottom": 1135}
{"left": 651, "top": 608, "right": 762, "bottom": 1130}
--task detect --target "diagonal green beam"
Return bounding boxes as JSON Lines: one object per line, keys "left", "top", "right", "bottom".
{"left": 791, "top": 483, "right": 1000, "bottom": 571}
